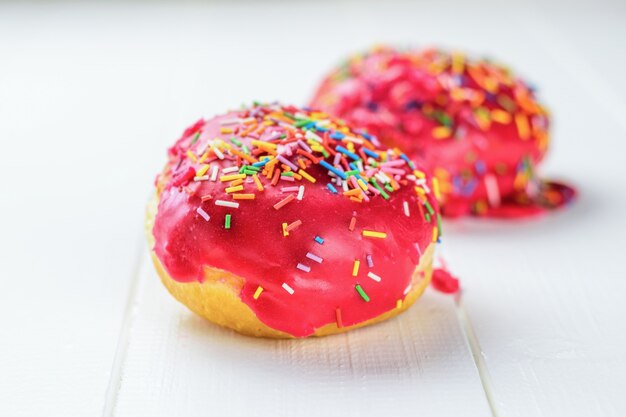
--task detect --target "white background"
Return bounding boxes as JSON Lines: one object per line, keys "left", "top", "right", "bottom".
{"left": 1, "top": 1, "right": 625, "bottom": 416}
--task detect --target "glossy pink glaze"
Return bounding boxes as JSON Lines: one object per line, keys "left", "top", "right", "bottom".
{"left": 310, "top": 47, "right": 575, "bottom": 218}
{"left": 151, "top": 104, "right": 439, "bottom": 337}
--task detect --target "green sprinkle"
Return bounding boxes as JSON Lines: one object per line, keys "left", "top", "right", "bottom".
{"left": 242, "top": 145, "right": 250, "bottom": 155}
{"left": 282, "top": 112, "right": 297, "bottom": 120}
{"left": 279, "top": 134, "right": 287, "bottom": 140}
{"left": 424, "top": 200, "right": 435, "bottom": 215}
{"left": 355, "top": 284, "right": 370, "bottom": 302}
{"left": 345, "top": 169, "right": 360, "bottom": 177}
{"left": 294, "top": 119, "right": 311, "bottom": 128}
{"left": 229, "top": 137, "right": 242, "bottom": 146}
{"left": 425, "top": 213, "right": 431, "bottom": 223}
{"left": 437, "top": 213, "right": 443, "bottom": 237}
{"left": 384, "top": 183, "right": 394, "bottom": 193}
{"left": 371, "top": 179, "right": 389, "bottom": 200}
{"left": 281, "top": 171, "right": 295, "bottom": 177}
{"left": 225, "top": 214, "right": 231, "bottom": 229}
{"left": 191, "top": 132, "right": 200, "bottom": 145}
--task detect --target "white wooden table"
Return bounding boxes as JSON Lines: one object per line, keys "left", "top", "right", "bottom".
{"left": 1, "top": 2, "right": 625, "bottom": 416}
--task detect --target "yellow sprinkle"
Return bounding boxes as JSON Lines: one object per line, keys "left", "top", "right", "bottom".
{"left": 515, "top": 113, "right": 531, "bottom": 140}
{"left": 491, "top": 109, "right": 512, "bottom": 124}
{"left": 232, "top": 193, "right": 255, "bottom": 200}
{"left": 198, "top": 152, "right": 209, "bottom": 164}
{"left": 250, "top": 140, "right": 277, "bottom": 151}
{"left": 298, "top": 169, "right": 316, "bottom": 183}
{"left": 225, "top": 185, "right": 244, "bottom": 193}
{"left": 414, "top": 186, "right": 426, "bottom": 196}
{"left": 396, "top": 299, "right": 403, "bottom": 309}
{"left": 357, "top": 179, "right": 368, "bottom": 191}
{"left": 432, "top": 227, "right": 438, "bottom": 242}
{"left": 186, "top": 150, "right": 197, "bottom": 162}
{"left": 220, "top": 173, "right": 246, "bottom": 182}
{"left": 432, "top": 126, "right": 452, "bottom": 139}
{"left": 252, "top": 174, "right": 264, "bottom": 191}
{"left": 352, "top": 260, "right": 360, "bottom": 277}
{"left": 196, "top": 164, "right": 210, "bottom": 177}
{"left": 220, "top": 127, "right": 233, "bottom": 134}
{"left": 432, "top": 177, "right": 441, "bottom": 200}
{"left": 451, "top": 52, "right": 464, "bottom": 74}
{"left": 413, "top": 170, "right": 426, "bottom": 179}
{"left": 282, "top": 222, "right": 289, "bottom": 237}
{"left": 362, "top": 230, "right": 387, "bottom": 239}
{"left": 253, "top": 286, "right": 263, "bottom": 300}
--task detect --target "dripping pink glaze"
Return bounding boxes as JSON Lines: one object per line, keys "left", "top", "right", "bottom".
{"left": 152, "top": 104, "right": 439, "bottom": 337}
{"left": 310, "top": 47, "right": 576, "bottom": 218}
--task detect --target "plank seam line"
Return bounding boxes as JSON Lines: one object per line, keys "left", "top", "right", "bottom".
{"left": 101, "top": 237, "right": 146, "bottom": 417}
{"left": 455, "top": 295, "right": 500, "bottom": 417}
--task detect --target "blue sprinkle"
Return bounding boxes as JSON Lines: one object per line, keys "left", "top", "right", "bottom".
{"left": 330, "top": 131, "right": 345, "bottom": 140}
{"left": 326, "top": 183, "right": 338, "bottom": 194}
{"left": 360, "top": 131, "right": 373, "bottom": 141}
{"left": 314, "top": 236, "right": 324, "bottom": 244}
{"left": 252, "top": 159, "right": 269, "bottom": 168}
{"left": 349, "top": 162, "right": 359, "bottom": 171}
{"left": 475, "top": 160, "right": 487, "bottom": 175}
{"left": 336, "top": 145, "right": 360, "bottom": 161}
{"left": 315, "top": 126, "right": 329, "bottom": 132}
{"left": 320, "top": 160, "right": 347, "bottom": 180}
{"left": 400, "top": 153, "right": 415, "bottom": 169}
{"left": 363, "top": 148, "right": 378, "bottom": 159}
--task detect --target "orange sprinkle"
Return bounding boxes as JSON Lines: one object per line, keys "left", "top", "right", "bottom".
{"left": 285, "top": 219, "right": 302, "bottom": 232}
{"left": 432, "top": 126, "right": 452, "bottom": 139}
{"left": 252, "top": 174, "right": 264, "bottom": 191}
{"left": 273, "top": 194, "right": 295, "bottom": 210}
{"left": 230, "top": 148, "right": 257, "bottom": 163}
{"left": 335, "top": 308, "right": 343, "bottom": 328}
{"left": 232, "top": 193, "right": 255, "bottom": 200}
{"left": 515, "top": 113, "right": 531, "bottom": 140}
{"left": 230, "top": 178, "right": 244, "bottom": 187}
{"left": 348, "top": 216, "right": 356, "bottom": 231}
{"left": 343, "top": 188, "right": 362, "bottom": 197}
{"left": 220, "top": 173, "right": 246, "bottom": 182}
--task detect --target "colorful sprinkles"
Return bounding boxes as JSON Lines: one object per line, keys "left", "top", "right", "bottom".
{"left": 157, "top": 102, "right": 442, "bottom": 336}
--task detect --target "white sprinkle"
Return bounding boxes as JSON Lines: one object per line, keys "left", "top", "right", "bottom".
{"left": 281, "top": 282, "right": 295, "bottom": 295}
{"left": 403, "top": 201, "right": 410, "bottom": 217}
{"left": 305, "top": 252, "right": 323, "bottom": 263}
{"left": 296, "top": 263, "right": 311, "bottom": 273}
{"left": 484, "top": 174, "right": 501, "bottom": 207}
{"left": 219, "top": 118, "right": 242, "bottom": 125}
{"left": 343, "top": 136, "right": 364, "bottom": 144}
{"left": 367, "top": 272, "right": 381, "bottom": 282}
{"left": 210, "top": 165, "right": 219, "bottom": 181}
{"left": 212, "top": 146, "right": 224, "bottom": 160}
{"left": 215, "top": 200, "right": 239, "bottom": 209}
{"left": 194, "top": 175, "right": 209, "bottom": 182}
{"left": 342, "top": 181, "right": 349, "bottom": 192}
{"left": 196, "top": 207, "right": 210, "bottom": 221}
{"left": 404, "top": 284, "right": 412, "bottom": 295}
{"left": 305, "top": 130, "right": 323, "bottom": 143}
{"left": 333, "top": 152, "right": 342, "bottom": 166}
{"left": 242, "top": 117, "right": 256, "bottom": 124}
{"left": 366, "top": 254, "right": 374, "bottom": 267}
{"left": 297, "top": 185, "right": 305, "bottom": 201}
{"left": 222, "top": 166, "right": 239, "bottom": 174}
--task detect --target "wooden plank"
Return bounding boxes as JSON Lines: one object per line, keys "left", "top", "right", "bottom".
{"left": 111, "top": 255, "right": 492, "bottom": 417}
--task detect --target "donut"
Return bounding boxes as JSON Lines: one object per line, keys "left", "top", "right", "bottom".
{"left": 146, "top": 102, "right": 441, "bottom": 338}
{"left": 310, "top": 46, "right": 576, "bottom": 218}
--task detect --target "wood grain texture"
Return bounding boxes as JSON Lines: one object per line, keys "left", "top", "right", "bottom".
{"left": 111, "top": 255, "right": 492, "bottom": 417}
